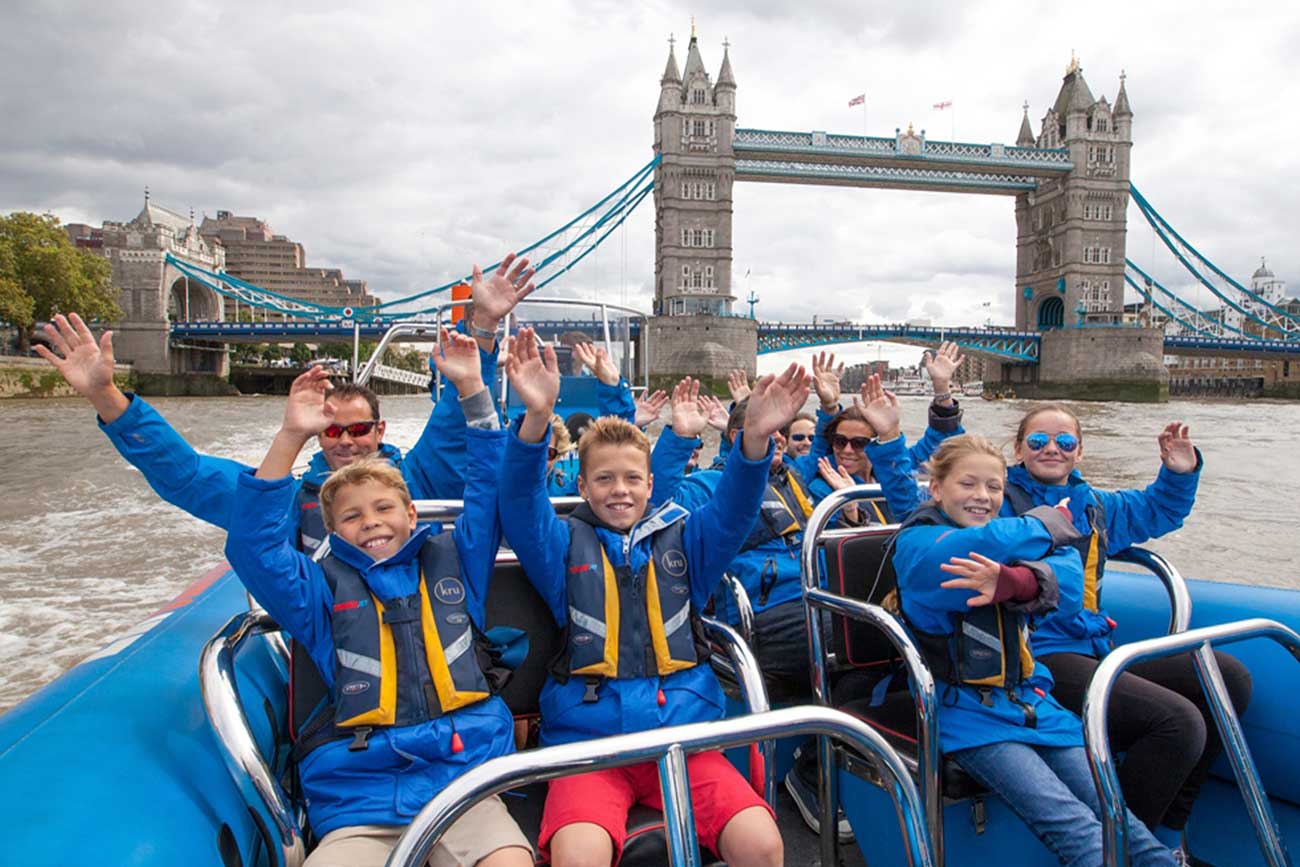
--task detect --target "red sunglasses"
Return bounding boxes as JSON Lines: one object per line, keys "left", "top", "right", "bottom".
{"left": 322, "top": 420, "right": 379, "bottom": 439}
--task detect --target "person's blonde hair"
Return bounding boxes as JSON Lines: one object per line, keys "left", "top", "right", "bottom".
{"left": 550, "top": 413, "right": 573, "bottom": 457}
{"left": 577, "top": 416, "right": 651, "bottom": 476}
{"left": 925, "top": 434, "right": 1006, "bottom": 482}
{"left": 318, "top": 457, "right": 412, "bottom": 532}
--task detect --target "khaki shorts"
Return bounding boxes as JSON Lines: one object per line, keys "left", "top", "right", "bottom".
{"left": 306, "top": 795, "right": 532, "bottom": 867}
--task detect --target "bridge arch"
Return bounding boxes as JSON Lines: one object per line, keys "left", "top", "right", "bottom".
{"left": 166, "top": 274, "right": 221, "bottom": 323}
{"left": 1037, "top": 296, "right": 1065, "bottom": 330}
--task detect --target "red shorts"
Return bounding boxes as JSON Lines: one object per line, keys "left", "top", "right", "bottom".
{"left": 537, "top": 750, "right": 773, "bottom": 862}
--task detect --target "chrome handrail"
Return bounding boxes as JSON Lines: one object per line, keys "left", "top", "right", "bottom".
{"left": 800, "top": 484, "right": 944, "bottom": 867}
{"left": 200, "top": 611, "right": 305, "bottom": 867}
{"left": 355, "top": 320, "right": 442, "bottom": 386}
{"left": 719, "top": 573, "right": 755, "bottom": 646}
{"left": 1109, "top": 546, "right": 1192, "bottom": 635}
{"left": 700, "top": 614, "right": 776, "bottom": 807}
{"left": 384, "top": 706, "right": 935, "bottom": 867}
{"left": 1083, "top": 619, "right": 1300, "bottom": 867}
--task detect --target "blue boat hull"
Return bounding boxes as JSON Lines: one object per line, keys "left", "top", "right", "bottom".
{"left": 2, "top": 564, "right": 1297, "bottom": 865}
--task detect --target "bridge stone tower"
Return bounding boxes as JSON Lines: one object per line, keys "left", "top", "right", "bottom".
{"left": 98, "top": 196, "right": 232, "bottom": 390}
{"left": 1008, "top": 59, "right": 1165, "bottom": 400}
{"left": 648, "top": 29, "right": 756, "bottom": 389}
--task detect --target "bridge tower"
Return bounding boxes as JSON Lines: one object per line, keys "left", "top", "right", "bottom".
{"left": 98, "top": 196, "right": 233, "bottom": 392}
{"left": 648, "top": 27, "right": 757, "bottom": 389}
{"left": 1009, "top": 60, "right": 1165, "bottom": 400}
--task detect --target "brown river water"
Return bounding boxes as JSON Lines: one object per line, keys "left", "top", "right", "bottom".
{"left": 1, "top": 392, "right": 1298, "bottom": 713}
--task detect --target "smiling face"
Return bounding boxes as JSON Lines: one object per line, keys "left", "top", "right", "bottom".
{"left": 328, "top": 478, "right": 417, "bottom": 560}
{"left": 787, "top": 418, "right": 815, "bottom": 457}
{"left": 830, "top": 418, "right": 875, "bottom": 478}
{"left": 929, "top": 453, "right": 1006, "bottom": 527}
{"left": 319, "top": 395, "right": 386, "bottom": 470}
{"left": 1013, "top": 409, "right": 1083, "bottom": 486}
{"left": 578, "top": 441, "right": 653, "bottom": 531}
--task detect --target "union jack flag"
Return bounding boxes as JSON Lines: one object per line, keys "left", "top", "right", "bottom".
{"left": 933, "top": 100, "right": 953, "bottom": 110}
{"left": 848, "top": 93, "right": 865, "bottom": 107}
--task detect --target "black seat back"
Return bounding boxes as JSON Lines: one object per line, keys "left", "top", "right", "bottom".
{"left": 482, "top": 558, "right": 563, "bottom": 716}
{"left": 820, "top": 524, "right": 901, "bottom": 669}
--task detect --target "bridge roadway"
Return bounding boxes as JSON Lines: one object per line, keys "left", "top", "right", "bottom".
{"left": 169, "top": 321, "right": 1300, "bottom": 364}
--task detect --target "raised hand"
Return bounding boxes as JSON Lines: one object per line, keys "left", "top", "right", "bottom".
{"left": 282, "top": 367, "right": 335, "bottom": 439}
{"left": 727, "top": 369, "right": 752, "bottom": 403}
{"left": 811, "top": 350, "right": 844, "bottom": 411}
{"left": 741, "top": 363, "right": 810, "bottom": 458}
{"left": 470, "top": 252, "right": 536, "bottom": 327}
{"left": 572, "top": 341, "right": 620, "bottom": 386}
{"left": 430, "top": 328, "right": 483, "bottom": 394}
{"left": 634, "top": 389, "right": 669, "bottom": 428}
{"left": 506, "top": 327, "right": 559, "bottom": 447}
{"left": 818, "top": 457, "right": 863, "bottom": 523}
{"left": 939, "top": 552, "right": 1002, "bottom": 607}
{"left": 1158, "top": 422, "right": 1197, "bottom": 474}
{"left": 670, "top": 377, "right": 709, "bottom": 438}
{"left": 817, "top": 456, "right": 856, "bottom": 491}
{"left": 856, "top": 374, "right": 901, "bottom": 441}
{"left": 922, "top": 340, "right": 965, "bottom": 397}
{"left": 34, "top": 313, "right": 130, "bottom": 421}
{"left": 699, "top": 393, "right": 730, "bottom": 432}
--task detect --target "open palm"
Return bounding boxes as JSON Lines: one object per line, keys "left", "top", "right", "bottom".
{"left": 505, "top": 327, "right": 559, "bottom": 414}
{"left": 34, "top": 313, "right": 115, "bottom": 397}
{"left": 471, "top": 253, "right": 537, "bottom": 323}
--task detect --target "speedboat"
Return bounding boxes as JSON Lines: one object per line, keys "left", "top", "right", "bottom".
{"left": 1, "top": 320, "right": 1295, "bottom": 867}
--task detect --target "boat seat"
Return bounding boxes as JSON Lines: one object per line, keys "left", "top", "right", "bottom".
{"left": 815, "top": 524, "right": 988, "bottom": 803}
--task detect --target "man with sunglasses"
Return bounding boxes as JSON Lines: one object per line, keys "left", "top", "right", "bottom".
{"left": 37, "top": 253, "right": 537, "bottom": 552}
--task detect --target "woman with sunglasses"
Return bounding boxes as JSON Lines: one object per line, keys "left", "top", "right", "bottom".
{"left": 1003, "top": 404, "right": 1251, "bottom": 863}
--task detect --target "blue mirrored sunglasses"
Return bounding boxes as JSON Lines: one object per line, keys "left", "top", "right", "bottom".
{"left": 1024, "top": 431, "right": 1079, "bottom": 453}
{"left": 788, "top": 433, "right": 812, "bottom": 442}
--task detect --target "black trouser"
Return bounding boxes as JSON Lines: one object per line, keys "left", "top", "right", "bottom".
{"left": 1039, "top": 650, "right": 1253, "bottom": 831}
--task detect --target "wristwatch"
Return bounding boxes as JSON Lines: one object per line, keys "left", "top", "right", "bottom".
{"left": 469, "top": 316, "right": 500, "bottom": 340}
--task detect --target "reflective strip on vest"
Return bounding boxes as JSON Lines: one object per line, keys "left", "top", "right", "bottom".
{"left": 743, "top": 469, "right": 813, "bottom": 552}
{"left": 645, "top": 559, "right": 694, "bottom": 676}
{"left": 336, "top": 649, "right": 382, "bottom": 678}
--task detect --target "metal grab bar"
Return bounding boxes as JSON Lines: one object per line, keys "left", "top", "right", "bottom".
{"left": 384, "top": 706, "right": 935, "bottom": 867}
{"left": 1083, "top": 618, "right": 1300, "bottom": 867}
{"left": 799, "top": 484, "right": 946, "bottom": 867}
{"left": 355, "top": 320, "right": 443, "bottom": 386}
{"left": 700, "top": 614, "right": 776, "bottom": 807}
{"left": 200, "top": 612, "right": 305, "bottom": 867}
{"left": 1109, "top": 546, "right": 1192, "bottom": 635}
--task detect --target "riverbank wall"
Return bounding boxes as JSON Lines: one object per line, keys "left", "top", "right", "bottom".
{"left": 0, "top": 355, "right": 133, "bottom": 398}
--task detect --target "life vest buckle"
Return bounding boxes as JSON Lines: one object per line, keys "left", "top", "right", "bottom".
{"left": 977, "top": 687, "right": 994, "bottom": 707}
{"left": 347, "top": 726, "right": 374, "bottom": 751}
{"left": 582, "top": 677, "right": 601, "bottom": 704}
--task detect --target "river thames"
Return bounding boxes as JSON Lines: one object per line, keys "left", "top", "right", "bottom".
{"left": 1, "top": 392, "right": 1297, "bottom": 712}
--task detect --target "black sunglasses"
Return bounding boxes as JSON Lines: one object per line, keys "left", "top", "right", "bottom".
{"left": 831, "top": 434, "right": 870, "bottom": 452}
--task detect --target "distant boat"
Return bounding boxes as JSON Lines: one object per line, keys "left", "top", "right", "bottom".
{"left": 961, "top": 381, "right": 984, "bottom": 397}
{"left": 890, "top": 375, "right": 930, "bottom": 396}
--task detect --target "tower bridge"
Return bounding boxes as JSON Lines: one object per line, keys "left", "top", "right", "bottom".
{"left": 81, "top": 27, "right": 1297, "bottom": 401}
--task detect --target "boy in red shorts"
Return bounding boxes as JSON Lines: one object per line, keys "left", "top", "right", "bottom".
{"left": 498, "top": 328, "right": 806, "bottom": 866}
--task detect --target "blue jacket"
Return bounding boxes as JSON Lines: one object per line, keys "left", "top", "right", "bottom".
{"left": 97, "top": 341, "right": 498, "bottom": 538}
{"left": 1001, "top": 458, "right": 1202, "bottom": 658}
{"left": 499, "top": 421, "right": 773, "bottom": 747}
{"left": 223, "top": 426, "right": 512, "bottom": 837}
{"left": 893, "top": 507, "right": 1086, "bottom": 753}
{"left": 547, "top": 451, "right": 582, "bottom": 496}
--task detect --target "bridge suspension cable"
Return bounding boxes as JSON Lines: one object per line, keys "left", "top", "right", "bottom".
{"left": 1124, "top": 258, "right": 1265, "bottom": 339}
{"left": 166, "top": 156, "right": 661, "bottom": 322}
{"left": 1130, "top": 184, "right": 1300, "bottom": 335}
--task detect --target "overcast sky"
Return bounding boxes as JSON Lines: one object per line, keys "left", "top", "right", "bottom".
{"left": 3, "top": 0, "right": 1295, "bottom": 370}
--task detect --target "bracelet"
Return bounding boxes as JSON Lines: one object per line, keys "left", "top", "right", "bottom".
{"left": 932, "top": 392, "right": 952, "bottom": 403}
{"left": 469, "top": 318, "right": 500, "bottom": 340}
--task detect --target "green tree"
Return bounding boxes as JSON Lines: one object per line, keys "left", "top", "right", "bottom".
{"left": 0, "top": 212, "right": 118, "bottom": 352}
{"left": 289, "top": 342, "right": 313, "bottom": 366}
{"left": 261, "top": 344, "right": 284, "bottom": 364}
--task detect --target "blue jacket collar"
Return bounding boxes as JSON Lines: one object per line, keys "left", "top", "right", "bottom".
{"left": 328, "top": 523, "right": 432, "bottom": 572}
{"left": 1006, "top": 463, "right": 1091, "bottom": 496}
{"left": 304, "top": 442, "right": 404, "bottom": 486}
